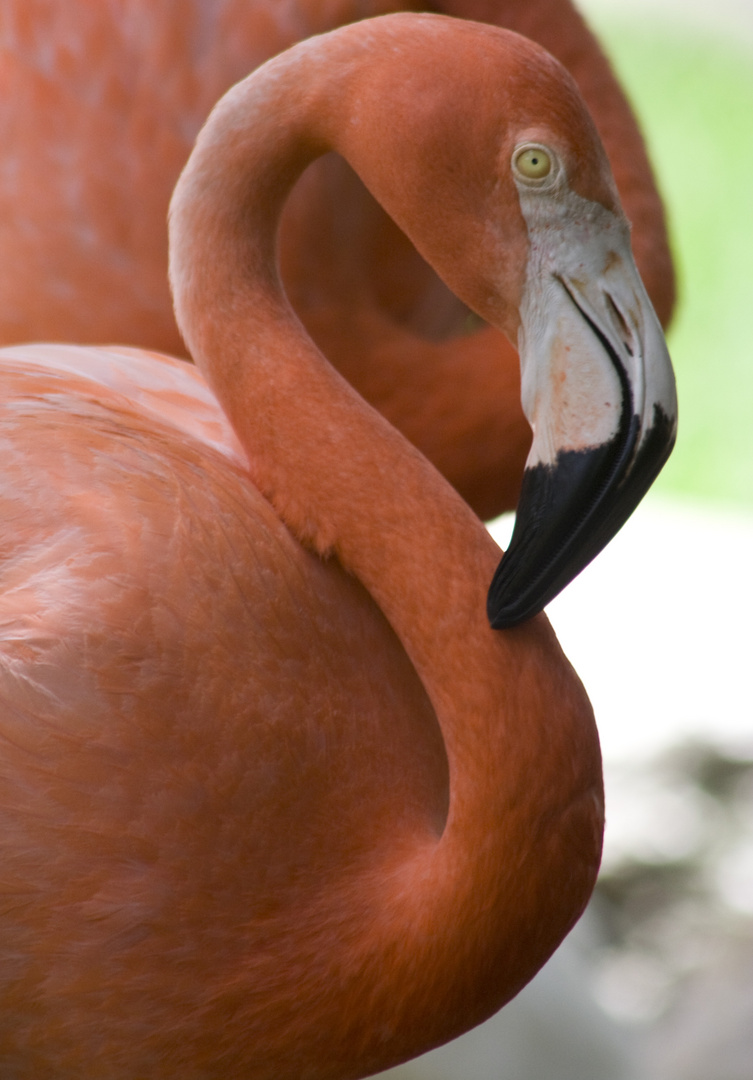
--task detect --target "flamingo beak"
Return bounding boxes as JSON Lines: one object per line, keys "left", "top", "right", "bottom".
{"left": 487, "top": 212, "right": 677, "bottom": 629}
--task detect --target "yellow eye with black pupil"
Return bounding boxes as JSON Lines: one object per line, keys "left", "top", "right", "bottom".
{"left": 515, "top": 147, "right": 552, "bottom": 179}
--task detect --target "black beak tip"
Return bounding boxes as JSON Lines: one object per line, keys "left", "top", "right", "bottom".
{"left": 486, "top": 589, "right": 537, "bottom": 631}
{"left": 486, "top": 405, "right": 676, "bottom": 632}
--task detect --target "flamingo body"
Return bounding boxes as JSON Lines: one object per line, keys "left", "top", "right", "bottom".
{"left": 0, "top": 12, "right": 676, "bottom": 1077}
{"left": 0, "top": 347, "right": 451, "bottom": 1076}
{"left": 0, "top": 343, "right": 592, "bottom": 1077}
{"left": 0, "top": 0, "right": 674, "bottom": 518}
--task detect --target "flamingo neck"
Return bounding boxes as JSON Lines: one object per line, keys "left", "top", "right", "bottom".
{"left": 170, "top": 14, "right": 602, "bottom": 1039}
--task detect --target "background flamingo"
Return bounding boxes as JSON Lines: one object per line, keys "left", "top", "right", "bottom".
{"left": 0, "top": 0, "right": 674, "bottom": 518}
{"left": 0, "top": 13, "right": 676, "bottom": 1076}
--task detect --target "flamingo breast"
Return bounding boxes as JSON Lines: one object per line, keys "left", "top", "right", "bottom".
{"left": 0, "top": 344, "right": 448, "bottom": 1071}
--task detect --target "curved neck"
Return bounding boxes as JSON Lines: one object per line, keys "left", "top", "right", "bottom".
{"left": 170, "top": 14, "right": 602, "bottom": 1034}
{"left": 170, "top": 19, "right": 506, "bottom": 780}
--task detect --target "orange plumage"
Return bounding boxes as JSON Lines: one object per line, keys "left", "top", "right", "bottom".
{"left": 0, "top": 0, "right": 674, "bottom": 519}
{"left": 0, "top": 8, "right": 679, "bottom": 1076}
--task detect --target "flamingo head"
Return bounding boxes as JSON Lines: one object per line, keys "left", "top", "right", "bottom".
{"left": 485, "top": 129, "right": 677, "bottom": 628}
{"left": 335, "top": 16, "right": 677, "bottom": 627}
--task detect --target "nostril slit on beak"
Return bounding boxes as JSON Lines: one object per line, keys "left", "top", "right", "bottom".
{"left": 605, "top": 293, "right": 633, "bottom": 356}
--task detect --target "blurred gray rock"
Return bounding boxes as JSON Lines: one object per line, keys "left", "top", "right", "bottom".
{"left": 645, "top": 937, "right": 753, "bottom": 1080}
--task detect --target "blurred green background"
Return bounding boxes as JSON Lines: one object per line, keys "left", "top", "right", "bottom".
{"left": 581, "top": 12, "right": 753, "bottom": 509}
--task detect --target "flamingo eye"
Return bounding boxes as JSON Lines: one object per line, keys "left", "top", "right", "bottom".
{"left": 514, "top": 146, "right": 552, "bottom": 180}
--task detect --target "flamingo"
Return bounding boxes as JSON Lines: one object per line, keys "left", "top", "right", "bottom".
{"left": 0, "top": 0, "right": 674, "bottom": 519}
{"left": 0, "top": 14, "right": 676, "bottom": 1078}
